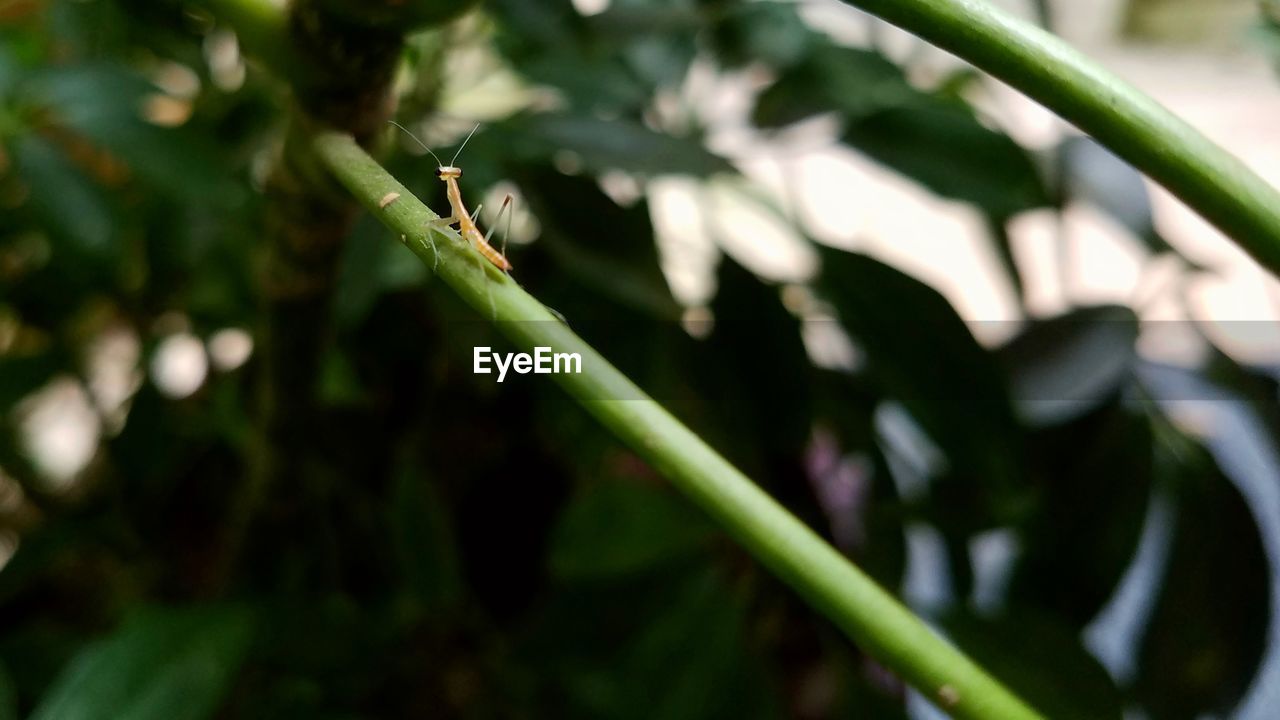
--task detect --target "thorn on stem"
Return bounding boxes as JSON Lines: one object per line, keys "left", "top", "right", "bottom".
{"left": 938, "top": 685, "right": 960, "bottom": 709}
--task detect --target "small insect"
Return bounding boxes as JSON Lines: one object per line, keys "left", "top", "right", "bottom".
{"left": 389, "top": 121, "right": 513, "bottom": 272}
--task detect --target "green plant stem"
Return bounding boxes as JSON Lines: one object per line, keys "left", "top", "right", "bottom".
{"left": 311, "top": 130, "right": 1043, "bottom": 720}
{"left": 843, "top": 0, "right": 1280, "bottom": 275}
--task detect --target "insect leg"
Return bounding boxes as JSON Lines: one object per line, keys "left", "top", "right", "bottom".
{"left": 481, "top": 194, "right": 512, "bottom": 244}
{"left": 483, "top": 194, "right": 515, "bottom": 256}
{"left": 428, "top": 214, "right": 459, "bottom": 229}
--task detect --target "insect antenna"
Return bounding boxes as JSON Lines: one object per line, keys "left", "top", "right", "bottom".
{"left": 388, "top": 120, "right": 446, "bottom": 168}
{"left": 449, "top": 123, "right": 482, "bottom": 167}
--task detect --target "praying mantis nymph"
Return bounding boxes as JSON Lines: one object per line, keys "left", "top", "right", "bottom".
{"left": 389, "top": 121, "right": 514, "bottom": 272}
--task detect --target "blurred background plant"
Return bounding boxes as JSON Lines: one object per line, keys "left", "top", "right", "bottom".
{"left": 1, "top": 0, "right": 1279, "bottom": 718}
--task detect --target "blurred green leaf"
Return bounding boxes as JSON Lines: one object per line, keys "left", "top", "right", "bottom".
{"left": 755, "top": 43, "right": 1048, "bottom": 217}
{"left": 1132, "top": 437, "right": 1271, "bottom": 719}
{"left": 519, "top": 54, "right": 652, "bottom": 113}
{"left": 1203, "top": 344, "right": 1280, "bottom": 445}
{"left": 390, "top": 461, "right": 463, "bottom": 610}
{"left": 332, "top": 208, "right": 428, "bottom": 329}
{"left": 30, "top": 605, "right": 253, "bottom": 720}
{"left": 940, "top": 609, "right": 1124, "bottom": 719}
{"left": 44, "top": 0, "right": 131, "bottom": 56}
{"left": 589, "top": 3, "right": 704, "bottom": 36}
{"left": 809, "top": 370, "right": 907, "bottom": 589}
{"left": 819, "top": 249, "right": 1025, "bottom": 523}
{"left": 0, "top": 621, "right": 86, "bottom": 718}
{"left": 753, "top": 43, "right": 914, "bottom": 128}
{"left": 317, "top": 347, "right": 366, "bottom": 406}
{"left": 531, "top": 568, "right": 778, "bottom": 720}
{"left": 610, "top": 571, "right": 775, "bottom": 720}
{"left": 1009, "top": 402, "right": 1152, "bottom": 626}
{"left": 1000, "top": 305, "right": 1139, "bottom": 425}
{"left": 710, "top": 1, "right": 814, "bottom": 69}
{"left": 518, "top": 167, "right": 680, "bottom": 319}
{"left": 696, "top": 258, "right": 811, "bottom": 473}
{"left": 843, "top": 105, "right": 1050, "bottom": 219}
{"left": 10, "top": 135, "right": 116, "bottom": 266}
{"left": 594, "top": 1, "right": 701, "bottom": 89}
{"left": 503, "top": 115, "right": 732, "bottom": 176}
{"left": 26, "top": 65, "right": 153, "bottom": 129}
{"left": 1060, "top": 137, "right": 1180, "bottom": 255}
{"left": 550, "top": 478, "right": 714, "bottom": 581}
{"left": 489, "top": 0, "right": 582, "bottom": 49}
{"left": 0, "top": 660, "right": 15, "bottom": 720}
{"left": 247, "top": 596, "right": 407, "bottom": 715}
{"left": 29, "top": 65, "right": 238, "bottom": 205}
{"left": 1249, "top": 19, "right": 1280, "bottom": 71}
{"left": 0, "top": 43, "right": 24, "bottom": 99}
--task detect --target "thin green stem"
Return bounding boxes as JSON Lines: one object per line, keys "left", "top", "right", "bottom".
{"left": 311, "top": 130, "right": 1043, "bottom": 720}
{"left": 841, "top": 0, "right": 1280, "bottom": 275}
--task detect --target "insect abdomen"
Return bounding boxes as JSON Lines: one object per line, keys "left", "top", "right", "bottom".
{"left": 467, "top": 228, "right": 513, "bottom": 271}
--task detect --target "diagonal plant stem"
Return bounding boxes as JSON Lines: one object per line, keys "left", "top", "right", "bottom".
{"left": 842, "top": 0, "right": 1280, "bottom": 275}
{"left": 311, "top": 130, "right": 1042, "bottom": 720}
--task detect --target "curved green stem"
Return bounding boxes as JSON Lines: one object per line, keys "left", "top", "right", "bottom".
{"left": 843, "top": 0, "right": 1280, "bottom": 275}
{"left": 311, "top": 130, "right": 1042, "bottom": 720}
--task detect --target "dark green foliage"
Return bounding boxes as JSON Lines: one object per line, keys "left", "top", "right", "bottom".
{"left": 940, "top": 609, "right": 1124, "bottom": 719}
{"left": 1058, "top": 137, "right": 1178, "bottom": 256}
{"left": 696, "top": 258, "right": 811, "bottom": 480}
{"left": 755, "top": 43, "right": 1049, "bottom": 219}
{"left": 28, "top": 605, "right": 252, "bottom": 720}
{"left": 0, "top": 1, "right": 1273, "bottom": 718}
{"left": 511, "top": 165, "right": 680, "bottom": 319}
{"left": 502, "top": 114, "right": 733, "bottom": 177}
{"left": 1009, "top": 401, "right": 1153, "bottom": 626}
{"left": 9, "top": 136, "right": 117, "bottom": 268}
{"left": 1133, "top": 438, "right": 1271, "bottom": 719}
{"left": 1000, "top": 305, "right": 1140, "bottom": 425}
{"left": 841, "top": 106, "right": 1049, "bottom": 220}
{"left": 821, "top": 249, "right": 1026, "bottom": 535}
{"left": 548, "top": 478, "right": 714, "bottom": 581}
